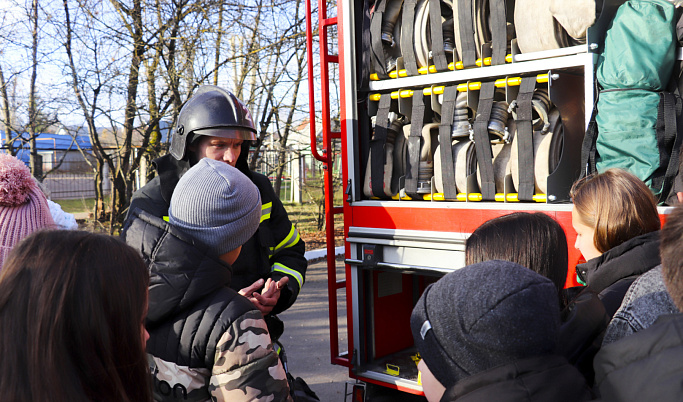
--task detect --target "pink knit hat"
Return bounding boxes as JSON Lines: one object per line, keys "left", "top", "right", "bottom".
{"left": 0, "top": 154, "right": 55, "bottom": 268}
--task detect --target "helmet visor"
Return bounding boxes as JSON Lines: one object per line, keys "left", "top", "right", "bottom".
{"left": 192, "top": 128, "right": 257, "bottom": 141}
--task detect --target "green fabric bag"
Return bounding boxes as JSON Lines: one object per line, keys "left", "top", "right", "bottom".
{"left": 594, "top": 0, "right": 676, "bottom": 197}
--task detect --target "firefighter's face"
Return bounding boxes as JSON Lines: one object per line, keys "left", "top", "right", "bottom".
{"left": 195, "top": 135, "right": 243, "bottom": 167}
{"left": 571, "top": 207, "right": 601, "bottom": 261}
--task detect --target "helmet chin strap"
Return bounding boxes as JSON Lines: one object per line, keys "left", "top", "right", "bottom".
{"left": 187, "top": 150, "right": 201, "bottom": 167}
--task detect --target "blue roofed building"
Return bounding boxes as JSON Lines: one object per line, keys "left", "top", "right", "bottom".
{"left": 1, "top": 127, "right": 93, "bottom": 171}
{"left": 0, "top": 121, "right": 172, "bottom": 199}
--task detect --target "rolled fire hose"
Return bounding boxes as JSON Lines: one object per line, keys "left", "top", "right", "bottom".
{"left": 452, "top": 0, "right": 470, "bottom": 64}
{"left": 550, "top": 0, "right": 595, "bottom": 44}
{"left": 474, "top": 102, "right": 513, "bottom": 193}
{"left": 435, "top": 139, "right": 475, "bottom": 194}
{"left": 453, "top": 0, "right": 514, "bottom": 64}
{"left": 509, "top": 89, "right": 552, "bottom": 134}
{"left": 443, "top": 17, "right": 455, "bottom": 54}
{"left": 510, "top": 108, "right": 563, "bottom": 194}
{"left": 434, "top": 98, "right": 516, "bottom": 196}
{"left": 487, "top": 101, "right": 510, "bottom": 143}
{"left": 515, "top": 0, "right": 595, "bottom": 53}
{"left": 382, "top": 0, "right": 404, "bottom": 46}
{"left": 414, "top": 0, "right": 431, "bottom": 67}
{"left": 389, "top": 16, "right": 404, "bottom": 72}
{"left": 363, "top": 113, "right": 405, "bottom": 197}
{"left": 441, "top": 0, "right": 455, "bottom": 55}
{"left": 431, "top": 97, "right": 511, "bottom": 194}
{"left": 435, "top": 91, "right": 471, "bottom": 193}
{"left": 413, "top": 0, "right": 454, "bottom": 68}
{"left": 417, "top": 123, "right": 439, "bottom": 193}
{"left": 473, "top": 0, "right": 490, "bottom": 58}
{"left": 477, "top": 135, "right": 514, "bottom": 193}
{"left": 392, "top": 124, "right": 407, "bottom": 193}
{"left": 451, "top": 91, "right": 471, "bottom": 138}
{"left": 455, "top": 140, "right": 476, "bottom": 193}
{"left": 382, "top": 0, "right": 404, "bottom": 72}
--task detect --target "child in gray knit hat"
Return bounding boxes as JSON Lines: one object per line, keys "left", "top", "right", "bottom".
{"left": 169, "top": 157, "right": 261, "bottom": 262}
{"left": 124, "top": 157, "right": 292, "bottom": 401}
{"left": 410, "top": 260, "right": 593, "bottom": 402}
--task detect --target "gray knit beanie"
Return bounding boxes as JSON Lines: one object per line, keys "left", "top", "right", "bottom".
{"left": 410, "top": 260, "right": 560, "bottom": 388}
{"left": 168, "top": 158, "right": 261, "bottom": 256}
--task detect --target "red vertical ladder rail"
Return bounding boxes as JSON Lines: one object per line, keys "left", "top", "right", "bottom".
{"left": 305, "top": 0, "right": 349, "bottom": 367}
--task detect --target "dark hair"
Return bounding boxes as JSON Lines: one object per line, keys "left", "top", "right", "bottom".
{"left": 570, "top": 168, "right": 660, "bottom": 253}
{"left": 466, "top": 212, "right": 568, "bottom": 297}
{"left": 661, "top": 205, "right": 683, "bottom": 312}
{"left": 0, "top": 230, "right": 151, "bottom": 402}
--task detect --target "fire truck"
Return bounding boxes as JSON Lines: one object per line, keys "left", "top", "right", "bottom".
{"left": 304, "top": 0, "right": 674, "bottom": 399}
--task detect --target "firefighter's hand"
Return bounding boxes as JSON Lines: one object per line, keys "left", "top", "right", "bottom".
{"left": 239, "top": 277, "right": 289, "bottom": 315}
{"left": 678, "top": 192, "right": 683, "bottom": 204}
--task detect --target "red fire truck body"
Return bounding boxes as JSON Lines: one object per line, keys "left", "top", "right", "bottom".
{"left": 304, "top": 0, "right": 673, "bottom": 398}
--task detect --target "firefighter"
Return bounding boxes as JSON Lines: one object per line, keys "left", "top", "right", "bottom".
{"left": 124, "top": 85, "right": 307, "bottom": 331}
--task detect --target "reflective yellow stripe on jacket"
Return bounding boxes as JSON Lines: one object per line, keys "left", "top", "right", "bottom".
{"left": 272, "top": 263, "right": 304, "bottom": 289}
{"left": 268, "top": 224, "right": 301, "bottom": 257}
{"left": 260, "top": 202, "right": 272, "bottom": 223}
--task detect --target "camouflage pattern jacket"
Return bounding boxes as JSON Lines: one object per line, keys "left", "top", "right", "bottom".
{"left": 123, "top": 210, "right": 292, "bottom": 402}
{"left": 125, "top": 153, "right": 307, "bottom": 316}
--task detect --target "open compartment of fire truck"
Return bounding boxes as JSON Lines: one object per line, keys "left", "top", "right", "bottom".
{"left": 304, "top": 0, "right": 660, "bottom": 398}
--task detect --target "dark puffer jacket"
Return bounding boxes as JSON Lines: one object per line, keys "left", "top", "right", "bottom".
{"left": 576, "top": 231, "right": 660, "bottom": 318}
{"left": 557, "top": 286, "right": 609, "bottom": 386}
{"left": 440, "top": 355, "right": 594, "bottom": 401}
{"left": 123, "top": 210, "right": 291, "bottom": 402}
{"left": 594, "top": 314, "right": 683, "bottom": 401}
{"left": 125, "top": 153, "right": 307, "bottom": 315}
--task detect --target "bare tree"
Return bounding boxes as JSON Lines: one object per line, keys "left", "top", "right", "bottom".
{"left": 62, "top": 0, "right": 110, "bottom": 220}
{"left": 0, "top": 0, "right": 60, "bottom": 174}
{"left": 27, "top": 0, "right": 40, "bottom": 176}
{"left": 0, "top": 64, "right": 18, "bottom": 155}
{"left": 6, "top": 0, "right": 322, "bottom": 227}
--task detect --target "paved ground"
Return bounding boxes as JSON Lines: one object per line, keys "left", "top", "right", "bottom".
{"left": 279, "top": 258, "right": 352, "bottom": 401}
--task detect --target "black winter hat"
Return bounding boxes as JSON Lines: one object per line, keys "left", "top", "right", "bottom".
{"left": 410, "top": 260, "right": 561, "bottom": 388}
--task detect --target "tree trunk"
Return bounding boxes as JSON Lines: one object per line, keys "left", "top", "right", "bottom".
{"left": 94, "top": 157, "right": 106, "bottom": 221}
{"left": 28, "top": 0, "right": 39, "bottom": 177}
{"left": 110, "top": 170, "right": 127, "bottom": 233}
{"left": 213, "top": 2, "right": 224, "bottom": 86}
{"left": 274, "top": 3, "right": 306, "bottom": 198}
{"left": 64, "top": 0, "right": 107, "bottom": 223}
{"left": 0, "top": 65, "right": 14, "bottom": 155}
{"left": 112, "top": 0, "right": 144, "bottom": 228}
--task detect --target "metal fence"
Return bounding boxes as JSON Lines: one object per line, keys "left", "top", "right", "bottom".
{"left": 34, "top": 146, "right": 339, "bottom": 203}
{"left": 40, "top": 159, "right": 110, "bottom": 200}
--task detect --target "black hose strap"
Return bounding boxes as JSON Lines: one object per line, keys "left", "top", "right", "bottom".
{"left": 439, "top": 86, "right": 460, "bottom": 199}
{"left": 515, "top": 76, "right": 537, "bottom": 201}
{"left": 473, "top": 81, "right": 496, "bottom": 199}
{"left": 428, "top": 0, "right": 449, "bottom": 71}
{"left": 488, "top": 0, "right": 507, "bottom": 65}
{"left": 371, "top": 0, "right": 389, "bottom": 79}
{"left": 370, "top": 94, "right": 392, "bottom": 197}
{"left": 457, "top": 0, "right": 477, "bottom": 68}
{"left": 401, "top": 0, "right": 419, "bottom": 76}
{"left": 406, "top": 91, "right": 425, "bottom": 196}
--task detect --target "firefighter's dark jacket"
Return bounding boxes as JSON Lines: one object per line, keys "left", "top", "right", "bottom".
{"left": 124, "top": 154, "right": 307, "bottom": 315}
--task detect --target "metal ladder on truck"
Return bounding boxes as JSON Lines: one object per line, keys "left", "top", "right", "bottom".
{"left": 305, "top": 0, "right": 351, "bottom": 371}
